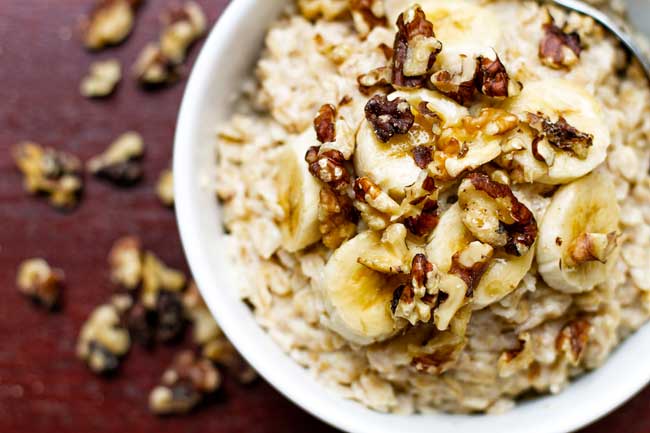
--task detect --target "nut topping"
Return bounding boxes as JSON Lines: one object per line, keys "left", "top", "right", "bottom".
{"left": 16, "top": 258, "right": 64, "bottom": 310}
{"left": 364, "top": 94, "right": 415, "bottom": 142}
{"left": 391, "top": 254, "right": 440, "bottom": 325}
{"left": 431, "top": 55, "right": 478, "bottom": 105}
{"left": 319, "top": 186, "right": 358, "bottom": 249}
{"left": 82, "top": 0, "right": 141, "bottom": 50}
{"left": 357, "top": 67, "right": 392, "bottom": 95}
{"left": 565, "top": 232, "right": 619, "bottom": 267}
{"left": 305, "top": 147, "right": 350, "bottom": 193}
{"left": 314, "top": 104, "right": 337, "bottom": 143}
{"left": 476, "top": 55, "right": 521, "bottom": 99}
{"left": 391, "top": 5, "right": 442, "bottom": 89}
{"left": 527, "top": 112, "right": 593, "bottom": 159}
{"left": 80, "top": 59, "right": 122, "bottom": 98}
{"left": 539, "top": 15, "right": 582, "bottom": 69}
{"left": 156, "top": 168, "right": 175, "bottom": 207}
{"left": 87, "top": 131, "right": 144, "bottom": 187}
{"left": 449, "top": 241, "right": 494, "bottom": 297}
{"left": 108, "top": 236, "right": 143, "bottom": 290}
{"left": 349, "top": 0, "right": 387, "bottom": 37}
{"left": 556, "top": 318, "right": 591, "bottom": 366}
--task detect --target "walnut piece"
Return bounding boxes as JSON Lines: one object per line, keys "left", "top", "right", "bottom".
{"left": 349, "top": 0, "right": 386, "bottom": 37}
{"left": 431, "top": 54, "right": 478, "bottom": 105}
{"left": 539, "top": 15, "right": 582, "bottom": 69}
{"left": 82, "top": 0, "right": 141, "bottom": 50}
{"left": 354, "top": 177, "right": 401, "bottom": 216}
{"left": 357, "top": 66, "right": 392, "bottom": 95}
{"left": 527, "top": 112, "right": 593, "bottom": 160}
{"left": 183, "top": 281, "right": 221, "bottom": 346}
{"left": 203, "top": 337, "right": 258, "bottom": 385}
{"left": 556, "top": 318, "right": 591, "bottom": 366}
{"left": 13, "top": 142, "right": 83, "bottom": 210}
{"left": 16, "top": 258, "right": 64, "bottom": 310}
{"left": 134, "top": 2, "right": 207, "bottom": 86}
{"left": 565, "top": 232, "right": 618, "bottom": 267}
{"left": 156, "top": 168, "right": 174, "bottom": 207}
{"left": 357, "top": 223, "right": 410, "bottom": 273}
{"left": 108, "top": 236, "right": 142, "bottom": 289}
{"left": 391, "top": 4, "right": 442, "bottom": 89}
{"left": 364, "top": 94, "right": 414, "bottom": 143}
{"left": 141, "top": 252, "right": 187, "bottom": 308}
{"left": 87, "top": 131, "right": 144, "bottom": 186}
{"left": 314, "top": 104, "right": 337, "bottom": 143}
{"left": 449, "top": 241, "right": 493, "bottom": 297}
{"left": 149, "top": 350, "right": 221, "bottom": 415}
{"left": 458, "top": 173, "right": 538, "bottom": 256}
{"left": 391, "top": 254, "right": 440, "bottom": 325}
{"left": 77, "top": 300, "right": 131, "bottom": 374}
{"left": 476, "top": 55, "right": 521, "bottom": 99}
{"left": 305, "top": 146, "right": 350, "bottom": 193}
{"left": 80, "top": 59, "right": 122, "bottom": 98}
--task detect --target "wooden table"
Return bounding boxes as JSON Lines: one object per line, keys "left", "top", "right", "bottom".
{"left": 0, "top": 1, "right": 648, "bottom": 432}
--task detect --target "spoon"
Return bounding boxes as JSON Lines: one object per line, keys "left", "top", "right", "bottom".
{"left": 548, "top": 0, "right": 650, "bottom": 79}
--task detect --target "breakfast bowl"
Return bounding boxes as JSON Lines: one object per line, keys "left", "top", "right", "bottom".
{"left": 174, "top": 1, "right": 650, "bottom": 432}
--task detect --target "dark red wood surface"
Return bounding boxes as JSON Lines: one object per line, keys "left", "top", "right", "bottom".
{"left": 0, "top": 1, "right": 648, "bottom": 432}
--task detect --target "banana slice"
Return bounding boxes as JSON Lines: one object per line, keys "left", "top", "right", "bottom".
{"left": 537, "top": 171, "right": 621, "bottom": 293}
{"left": 502, "top": 79, "right": 610, "bottom": 184}
{"left": 385, "top": 0, "right": 501, "bottom": 50}
{"left": 322, "top": 230, "right": 407, "bottom": 345}
{"left": 277, "top": 130, "right": 322, "bottom": 252}
{"left": 354, "top": 89, "right": 467, "bottom": 198}
{"left": 426, "top": 204, "right": 535, "bottom": 308}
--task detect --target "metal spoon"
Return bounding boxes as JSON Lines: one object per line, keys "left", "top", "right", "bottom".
{"left": 548, "top": 0, "right": 650, "bottom": 79}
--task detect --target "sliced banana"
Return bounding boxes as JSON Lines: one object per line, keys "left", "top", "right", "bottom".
{"left": 502, "top": 79, "right": 611, "bottom": 184}
{"left": 277, "top": 130, "right": 322, "bottom": 252}
{"left": 537, "top": 171, "right": 621, "bottom": 293}
{"left": 322, "top": 230, "right": 407, "bottom": 345}
{"left": 354, "top": 89, "right": 467, "bottom": 198}
{"left": 426, "top": 204, "right": 535, "bottom": 308}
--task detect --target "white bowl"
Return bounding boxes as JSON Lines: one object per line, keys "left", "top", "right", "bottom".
{"left": 174, "top": 1, "right": 650, "bottom": 432}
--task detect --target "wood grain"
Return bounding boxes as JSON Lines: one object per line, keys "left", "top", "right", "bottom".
{"left": 0, "top": 1, "right": 646, "bottom": 432}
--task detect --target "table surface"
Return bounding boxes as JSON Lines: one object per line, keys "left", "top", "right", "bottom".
{"left": 0, "top": 2, "right": 649, "bottom": 432}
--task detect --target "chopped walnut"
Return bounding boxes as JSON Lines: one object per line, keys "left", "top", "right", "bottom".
{"left": 403, "top": 198, "right": 438, "bottom": 237}
{"left": 358, "top": 223, "right": 409, "bottom": 273}
{"left": 391, "top": 5, "right": 442, "bottom": 89}
{"left": 364, "top": 94, "right": 414, "bottom": 143}
{"left": 82, "top": 0, "right": 141, "bottom": 50}
{"left": 349, "top": 0, "right": 386, "bottom": 37}
{"left": 87, "top": 131, "right": 144, "bottom": 186}
{"left": 556, "top": 318, "right": 591, "bottom": 366}
{"left": 475, "top": 55, "right": 521, "bottom": 99}
{"left": 124, "top": 301, "right": 157, "bottom": 346}
{"left": 497, "top": 332, "right": 534, "bottom": 378}
{"left": 539, "top": 14, "right": 582, "bottom": 69}
{"left": 141, "top": 252, "right": 187, "bottom": 308}
{"left": 77, "top": 301, "right": 131, "bottom": 374}
{"left": 433, "top": 273, "right": 469, "bottom": 331}
{"left": 357, "top": 67, "right": 392, "bottom": 95}
{"left": 80, "top": 59, "right": 122, "bottom": 98}
{"left": 12, "top": 142, "right": 83, "bottom": 210}
{"left": 157, "top": 169, "right": 174, "bottom": 207}
{"left": 409, "top": 306, "right": 471, "bottom": 374}
{"left": 305, "top": 147, "right": 350, "bottom": 193}
{"left": 565, "top": 232, "right": 619, "bottom": 267}
{"left": 297, "top": 0, "right": 349, "bottom": 20}
{"left": 431, "top": 54, "right": 478, "bottom": 105}
{"left": 391, "top": 254, "right": 440, "bottom": 325}
{"left": 160, "top": 2, "right": 207, "bottom": 64}
{"left": 133, "top": 43, "right": 179, "bottom": 85}
{"left": 458, "top": 173, "right": 538, "bottom": 256}
{"left": 108, "top": 236, "right": 142, "bottom": 289}
{"left": 318, "top": 186, "right": 358, "bottom": 249}
{"left": 527, "top": 112, "right": 593, "bottom": 160}
{"left": 314, "top": 104, "right": 337, "bottom": 143}
{"left": 449, "top": 241, "right": 493, "bottom": 297}
{"left": 354, "top": 177, "right": 401, "bottom": 216}
{"left": 149, "top": 350, "right": 221, "bottom": 415}
{"left": 203, "top": 337, "right": 258, "bottom": 385}
{"left": 398, "top": 171, "right": 439, "bottom": 226}
{"left": 16, "top": 258, "right": 64, "bottom": 310}
{"left": 412, "top": 145, "right": 432, "bottom": 169}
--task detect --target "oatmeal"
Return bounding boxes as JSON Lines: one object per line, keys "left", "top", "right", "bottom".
{"left": 214, "top": 0, "right": 650, "bottom": 413}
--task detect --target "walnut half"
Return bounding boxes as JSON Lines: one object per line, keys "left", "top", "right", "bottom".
{"left": 16, "top": 258, "right": 64, "bottom": 310}
{"left": 82, "top": 0, "right": 142, "bottom": 50}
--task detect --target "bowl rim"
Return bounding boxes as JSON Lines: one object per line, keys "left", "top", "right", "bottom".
{"left": 174, "top": 1, "right": 650, "bottom": 432}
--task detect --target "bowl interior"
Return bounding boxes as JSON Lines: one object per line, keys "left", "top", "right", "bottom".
{"left": 174, "top": 1, "right": 650, "bottom": 432}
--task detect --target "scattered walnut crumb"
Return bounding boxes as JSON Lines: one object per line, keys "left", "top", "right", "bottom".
{"left": 87, "top": 131, "right": 145, "bottom": 186}
{"left": 108, "top": 236, "right": 143, "bottom": 290}
{"left": 156, "top": 169, "right": 174, "bottom": 207}
{"left": 134, "top": 2, "right": 207, "bottom": 86}
{"left": 16, "top": 258, "right": 64, "bottom": 310}
{"left": 149, "top": 350, "right": 221, "bottom": 415}
{"left": 80, "top": 59, "right": 122, "bottom": 98}
{"left": 12, "top": 142, "right": 83, "bottom": 210}
{"left": 141, "top": 251, "right": 187, "bottom": 308}
{"left": 77, "top": 299, "right": 131, "bottom": 374}
{"left": 556, "top": 318, "right": 592, "bottom": 365}
{"left": 364, "top": 94, "right": 414, "bottom": 142}
{"left": 527, "top": 112, "right": 593, "bottom": 160}
{"left": 82, "top": 0, "right": 142, "bottom": 50}
{"left": 539, "top": 13, "right": 582, "bottom": 69}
